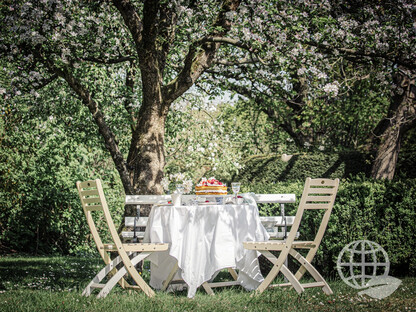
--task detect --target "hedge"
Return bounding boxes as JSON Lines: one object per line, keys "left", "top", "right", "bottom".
{"left": 244, "top": 176, "right": 416, "bottom": 278}
{"left": 233, "top": 150, "right": 415, "bottom": 184}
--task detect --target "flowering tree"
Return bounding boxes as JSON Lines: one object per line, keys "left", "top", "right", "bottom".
{"left": 304, "top": 0, "right": 416, "bottom": 179}
{"left": 204, "top": 0, "right": 415, "bottom": 179}
{"left": 1, "top": 0, "right": 414, "bottom": 213}
{"left": 1, "top": 0, "right": 241, "bottom": 202}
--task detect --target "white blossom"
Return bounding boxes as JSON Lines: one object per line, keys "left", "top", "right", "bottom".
{"left": 323, "top": 81, "right": 340, "bottom": 97}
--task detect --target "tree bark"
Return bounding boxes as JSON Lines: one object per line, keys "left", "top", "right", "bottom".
{"left": 370, "top": 69, "right": 416, "bottom": 179}
{"left": 116, "top": 0, "right": 241, "bottom": 206}
{"left": 39, "top": 0, "right": 241, "bottom": 219}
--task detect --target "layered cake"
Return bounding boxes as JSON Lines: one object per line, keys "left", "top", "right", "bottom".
{"left": 195, "top": 177, "right": 227, "bottom": 196}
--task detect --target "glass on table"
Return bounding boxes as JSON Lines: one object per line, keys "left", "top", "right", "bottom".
{"left": 176, "top": 184, "right": 185, "bottom": 194}
{"left": 231, "top": 182, "right": 241, "bottom": 203}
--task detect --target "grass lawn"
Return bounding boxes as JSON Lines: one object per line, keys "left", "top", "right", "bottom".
{"left": 0, "top": 255, "right": 415, "bottom": 312}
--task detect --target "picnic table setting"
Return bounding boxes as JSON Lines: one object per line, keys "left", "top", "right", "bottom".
{"left": 77, "top": 176, "right": 339, "bottom": 299}
{"left": 3, "top": 1, "right": 415, "bottom": 311}
{"left": 141, "top": 178, "right": 269, "bottom": 298}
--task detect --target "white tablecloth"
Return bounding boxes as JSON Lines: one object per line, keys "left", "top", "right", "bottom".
{"left": 143, "top": 197, "right": 269, "bottom": 297}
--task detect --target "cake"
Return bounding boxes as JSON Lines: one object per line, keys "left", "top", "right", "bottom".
{"left": 195, "top": 177, "right": 227, "bottom": 196}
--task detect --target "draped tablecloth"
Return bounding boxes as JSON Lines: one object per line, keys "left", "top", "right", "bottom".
{"left": 143, "top": 197, "right": 269, "bottom": 298}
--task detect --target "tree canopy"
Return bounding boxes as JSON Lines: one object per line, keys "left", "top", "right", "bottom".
{"left": 1, "top": 0, "right": 415, "bottom": 206}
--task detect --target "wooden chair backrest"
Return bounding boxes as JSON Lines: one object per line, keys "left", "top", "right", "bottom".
{"left": 125, "top": 195, "right": 172, "bottom": 205}
{"left": 77, "top": 179, "right": 123, "bottom": 261}
{"left": 287, "top": 178, "right": 339, "bottom": 246}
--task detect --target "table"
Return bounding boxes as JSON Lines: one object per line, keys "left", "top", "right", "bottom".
{"left": 141, "top": 195, "right": 269, "bottom": 297}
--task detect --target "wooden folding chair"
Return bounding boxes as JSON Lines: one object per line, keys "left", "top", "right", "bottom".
{"left": 244, "top": 177, "right": 339, "bottom": 295}
{"left": 77, "top": 179, "right": 168, "bottom": 298}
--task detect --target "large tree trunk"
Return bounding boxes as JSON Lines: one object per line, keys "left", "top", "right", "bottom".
{"left": 107, "top": 0, "right": 240, "bottom": 217}
{"left": 127, "top": 99, "right": 167, "bottom": 196}
{"left": 371, "top": 69, "right": 416, "bottom": 179}
{"left": 126, "top": 106, "right": 167, "bottom": 217}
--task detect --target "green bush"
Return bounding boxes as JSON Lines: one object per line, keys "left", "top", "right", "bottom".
{"left": 234, "top": 150, "right": 416, "bottom": 184}
{"left": 245, "top": 176, "right": 416, "bottom": 277}
{"left": 234, "top": 151, "right": 371, "bottom": 184}
{"left": 0, "top": 116, "right": 124, "bottom": 255}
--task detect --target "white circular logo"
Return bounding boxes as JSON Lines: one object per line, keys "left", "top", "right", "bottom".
{"left": 337, "top": 240, "right": 401, "bottom": 299}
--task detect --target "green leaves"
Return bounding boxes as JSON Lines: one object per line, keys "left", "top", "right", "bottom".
{"left": 0, "top": 83, "right": 124, "bottom": 255}
{"left": 249, "top": 176, "right": 416, "bottom": 277}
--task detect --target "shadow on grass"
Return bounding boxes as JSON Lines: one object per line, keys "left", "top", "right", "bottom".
{"left": 0, "top": 255, "right": 102, "bottom": 291}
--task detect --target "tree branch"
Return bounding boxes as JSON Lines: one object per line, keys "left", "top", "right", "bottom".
{"left": 198, "top": 36, "right": 269, "bottom": 65}
{"left": 215, "top": 57, "right": 259, "bottom": 66}
{"left": 125, "top": 60, "right": 138, "bottom": 132}
{"left": 304, "top": 40, "right": 416, "bottom": 71}
{"left": 162, "top": 0, "right": 241, "bottom": 106}
{"left": 34, "top": 74, "right": 58, "bottom": 90}
{"left": 111, "top": 0, "right": 143, "bottom": 52}
{"left": 40, "top": 54, "right": 134, "bottom": 194}
{"left": 157, "top": 2, "right": 178, "bottom": 73}
{"left": 81, "top": 56, "right": 136, "bottom": 64}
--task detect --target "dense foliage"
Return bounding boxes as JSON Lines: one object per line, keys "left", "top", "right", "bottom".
{"left": 1, "top": 0, "right": 414, "bottom": 202}
{"left": 234, "top": 149, "right": 416, "bottom": 185}
{"left": 248, "top": 177, "right": 416, "bottom": 277}
{"left": 234, "top": 151, "right": 372, "bottom": 184}
{"left": 0, "top": 86, "right": 124, "bottom": 254}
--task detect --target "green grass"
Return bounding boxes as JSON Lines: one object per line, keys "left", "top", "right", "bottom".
{"left": 0, "top": 255, "right": 415, "bottom": 312}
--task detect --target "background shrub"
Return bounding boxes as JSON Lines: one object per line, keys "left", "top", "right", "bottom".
{"left": 0, "top": 117, "right": 125, "bottom": 256}
{"left": 233, "top": 151, "right": 415, "bottom": 184}
{"left": 245, "top": 177, "right": 416, "bottom": 277}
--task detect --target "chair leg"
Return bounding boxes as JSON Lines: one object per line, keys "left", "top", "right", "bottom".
{"left": 253, "top": 250, "right": 289, "bottom": 295}
{"left": 289, "top": 249, "right": 332, "bottom": 295}
{"left": 97, "top": 252, "right": 152, "bottom": 298}
{"left": 82, "top": 255, "right": 125, "bottom": 297}
{"left": 202, "top": 282, "right": 215, "bottom": 295}
{"left": 293, "top": 248, "right": 317, "bottom": 281}
{"left": 162, "top": 262, "right": 179, "bottom": 291}
{"left": 261, "top": 250, "right": 305, "bottom": 294}
{"left": 280, "top": 265, "right": 304, "bottom": 294}
{"left": 228, "top": 268, "right": 238, "bottom": 280}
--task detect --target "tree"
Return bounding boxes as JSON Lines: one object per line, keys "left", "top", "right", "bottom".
{"left": 2, "top": 0, "right": 414, "bottom": 218}
{"left": 1, "top": 0, "right": 242, "bottom": 211}
{"left": 280, "top": 0, "right": 416, "bottom": 179}
{"left": 205, "top": 0, "right": 415, "bottom": 179}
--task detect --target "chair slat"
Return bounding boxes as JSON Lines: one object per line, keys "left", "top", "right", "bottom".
{"left": 125, "top": 195, "right": 172, "bottom": 205}
{"left": 121, "top": 231, "right": 146, "bottom": 239}
{"left": 309, "top": 179, "right": 339, "bottom": 187}
{"left": 83, "top": 197, "right": 102, "bottom": 204}
{"left": 307, "top": 187, "right": 337, "bottom": 194}
{"left": 85, "top": 204, "right": 103, "bottom": 211}
{"left": 125, "top": 217, "right": 149, "bottom": 227}
{"left": 80, "top": 190, "right": 99, "bottom": 196}
{"left": 254, "top": 194, "right": 296, "bottom": 204}
{"left": 304, "top": 203, "right": 331, "bottom": 209}
{"left": 305, "top": 195, "right": 332, "bottom": 202}
{"left": 123, "top": 243, "right": 169, "bottom": 252}
{"left": 79, "top": 180, "right": 97, "bottom": 188}
{"left": 260, "top": 216, "right": 295, "bottom": 226}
